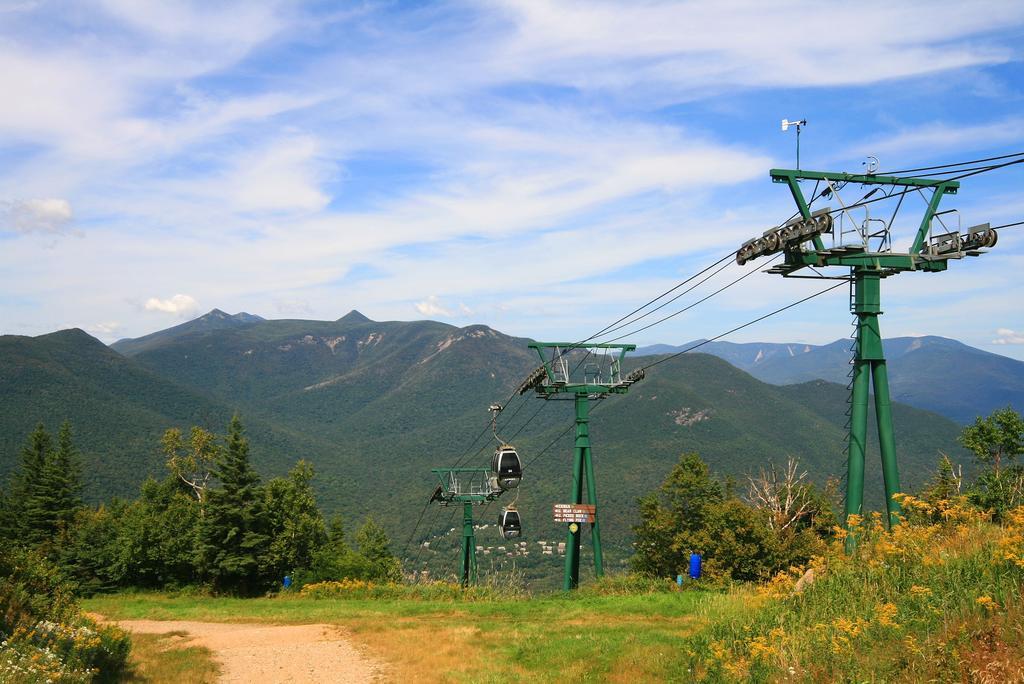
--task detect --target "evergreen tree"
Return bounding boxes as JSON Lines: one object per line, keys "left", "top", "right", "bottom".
{"left": 264, "top": 461, "right": 328, "bottom": 581}
{"left": 354, "top": 516, "right": 401, "bottom": 582}
{"left": 327, "top": 513, "right": 347, "bottom": 549}
{"left": 10, "top": 424, "right": 54, "bottom": 546}
{"left": 0, "top": 486, "right": 10, "bottom": 543}
{"left": 45, "top": 421, "right": 84, "bottom": 533}
{"left": 199, "top": 415, "right": 270, "bottom": 594}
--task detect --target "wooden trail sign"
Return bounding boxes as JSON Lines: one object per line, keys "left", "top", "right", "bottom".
{"left": 553, "top": 503, "right": 596, "bottom": 523}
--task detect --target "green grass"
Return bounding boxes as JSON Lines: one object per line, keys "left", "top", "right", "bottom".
{"left": 84, "top": 501, "right": 1024, "bottom": 682}
{"left": 85, "top": 587, "right": 740, "bottom": 682}
{"left": 119, "top": 632, "right": 218, "bottom": 683}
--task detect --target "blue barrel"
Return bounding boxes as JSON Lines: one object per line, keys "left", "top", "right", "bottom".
{"left": 688, "top": 553, "right": 702, "bottom": 580}
{"left": 283, "top": 575, "right": 293, "bottom": 589}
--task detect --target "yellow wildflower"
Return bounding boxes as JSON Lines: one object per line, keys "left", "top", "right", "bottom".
{"left": 875, "top": 602, "right": 899, "bottom": 628}
{"left": 975, "top": 595, "right": 998, "bottom": 611}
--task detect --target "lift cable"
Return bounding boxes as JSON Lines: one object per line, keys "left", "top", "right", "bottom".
{"left": 595, "top": 255, "right": 782, "bottom": 345}
{"left": 877, "top": 151, "right": 1024, "bottom": 177}
{"left": 446, "top": 154, "right": 1014, "bottom": 473}
{"left": 440, "top": 249, "right": 749, "bottom": 471}
{"left": 400, "top": 498, "right": 435, "bottom": 559}
{"left": 585, "top": 258, "right": 734, "bottom": 340}
{"left": 637, "top": 280, "right": 848, "bottom": 373}
{"left": 408, "top": 502, "right": 445, "bottom": 570}
{"left": 822, "top": 157, "right": 1024, "bottom": 219}
{"left": 443, "top": 187, "right": 837, "bottom": 474}
{"left": 521, "top": 282, "right": 846, "bottom": 472}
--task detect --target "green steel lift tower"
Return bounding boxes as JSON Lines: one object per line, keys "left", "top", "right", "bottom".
{"left": 428, "top": 467, "right": 500, "bottom": 586}
{"left": 736, "top": 168, "right": 999, "bottom": 544}
{"left": 521, "top": 343, "right": 644, "bottom": 590}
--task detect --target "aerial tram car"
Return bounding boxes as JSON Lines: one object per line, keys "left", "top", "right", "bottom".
{"left": 488, "top": 404, "right": 525, "bottom": 540}
{"left": 499, "top": 505, "right": 521, "bottom": 540}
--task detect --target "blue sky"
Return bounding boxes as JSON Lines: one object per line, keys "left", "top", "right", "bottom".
{"left": 1, "top": 0, "right": 1023, "bottom": 359}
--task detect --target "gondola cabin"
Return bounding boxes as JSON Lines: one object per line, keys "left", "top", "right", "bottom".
{"left": 490, "top": 444, "right": 522, "bottom": 491}
{"left": 499, "top": 507, "right": 522, "bottom": 539}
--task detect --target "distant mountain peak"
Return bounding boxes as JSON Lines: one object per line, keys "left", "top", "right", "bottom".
{"left": 200, "top": 309, "right": 263, "bottom": 323}
{"left": 337, "top": 310, "right": 372, "bottom": 324}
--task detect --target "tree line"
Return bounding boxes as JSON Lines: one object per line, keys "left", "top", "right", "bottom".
{"left": 630, "top": 406, "right": 1024, "bottom": 581}
{"left": 0, "top": 415, "right": 399, "bottom": 596}
{"left": 2, "top": 407, "right": 1020, "bottom": 593}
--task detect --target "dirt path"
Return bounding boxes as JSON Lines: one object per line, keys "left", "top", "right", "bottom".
{"left": 116, "top": 620, "right": 387, "bottom": 683}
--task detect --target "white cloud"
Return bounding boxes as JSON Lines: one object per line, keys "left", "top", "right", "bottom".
{"left": 491, "top": 0, "right": 1022, "bottom": 97}
{"left": 144, "top": 294, "right": 199, "bottom": 317}
{"left": 227, "top": 136, "right": 331, "bottom": 213}
{"left": 415, "top": 296, "right": 453, "bottom": 317}
{"left": 0, "top": 1, "right": 1022, "bottom": 353}
{"left": 843, "top": 117, "right": 1024, "bottom": 161}
{"left": 274, "top": 299, "right": 314, "bottom": 316}
{"left": 993, "top": 328, "right": 1024, "bottom": 345}
{"left": 87, "top": 321, "right": 122, "bottom": 336}
{"left": 0, "top": 198, "right": 73, "bottom": 234}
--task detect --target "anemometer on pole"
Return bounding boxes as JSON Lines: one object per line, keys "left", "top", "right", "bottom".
{"left": 736, "top": 164, "right": 1000, "bottom": 547}
{"left": 520, "top": 343, "right": 643, "bottom": 590}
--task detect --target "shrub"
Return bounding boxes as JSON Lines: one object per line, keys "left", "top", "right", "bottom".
{"left": 0, "top": 548, "right": 131, "bottom": 682}
{"left": 676, "top": 498, "right": 1024, "bottom": 682}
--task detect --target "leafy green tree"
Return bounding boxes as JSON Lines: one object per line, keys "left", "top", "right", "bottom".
{"left": 631, "top": 453, "right": 723, "bottom": 577}
{"left": 299, "top": 514, "right": 401, "bottom": 584}
{"left": 57, "top": 502, "right": 127, "bottom": 595}
{"left": 162, "top": 426, "right": 220, "bottom": 503}
{"left": 960, "top": 406, "right": 1024, "bottom": 474}
{"left": 632, "top": 453, "right": 826, "bottom": 581}
{"left": 327, "top": 513, "right": 347, "bottom": 548}
{"left": 199, "top": 415, "right": 270, "bottom": 594}
{"left": 118, "top": 476, "right": 202, "bottom": 588}
{"left": 693, "top": 498, "right": 783, "bottom": 582}
{"left": 961, "top": 407, "right": 1024, "bottom": 519}
{"left": 263, "top": 461, "right": 328, "bottom": 581}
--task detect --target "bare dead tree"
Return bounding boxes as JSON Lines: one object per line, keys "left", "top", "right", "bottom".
{"left": 747, "top": 457, "right": 813, "bottom": 531}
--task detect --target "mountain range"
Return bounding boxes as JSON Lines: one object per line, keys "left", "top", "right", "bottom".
{"left": 636, "top": 336, "right": 1024, "bottom": 424}
{"left": 2, "top": 309, "right": 991, "bottom": 582}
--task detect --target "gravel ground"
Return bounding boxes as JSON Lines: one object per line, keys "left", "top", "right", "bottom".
{"left": 116, "top": 620, "right": 387, "bottom": 683}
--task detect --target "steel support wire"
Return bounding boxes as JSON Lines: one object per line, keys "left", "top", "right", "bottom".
{"left": 638, "top": 280, "right": 849, "bottom": 373}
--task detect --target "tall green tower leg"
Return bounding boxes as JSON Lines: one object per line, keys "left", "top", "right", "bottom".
{"left": 872, "top": 361, "right": 902, "bottom": 526}
{"left": 461, "top": 502, "right": 476, "bottom": 587}
{"left": 845, "top": 358, "right": 870, "bottom": 551}
{"left": 584, "top": 440, "right": 603, "bottom": 578}
{"left": 563, "top": 394, "right": 589, "bottom": 591}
